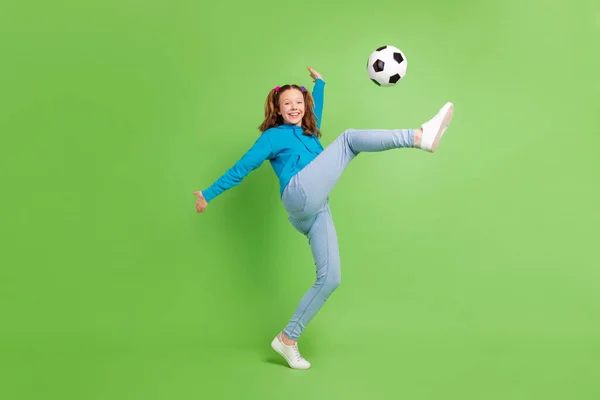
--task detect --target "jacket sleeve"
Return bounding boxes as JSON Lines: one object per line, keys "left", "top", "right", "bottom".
{"left": 201, "top": 133, "right": 274, "bottom": 203}
{"left": 312, "top": 78, "right": 325, "bottom": 129}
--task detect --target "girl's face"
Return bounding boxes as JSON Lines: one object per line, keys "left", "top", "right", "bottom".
{"left": 277, "top": 88, "right": 305, "bottom": 126}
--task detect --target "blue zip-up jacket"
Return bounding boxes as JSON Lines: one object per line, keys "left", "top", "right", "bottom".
{"left": 202, "top": 78, "right": 325, "bottom": 203}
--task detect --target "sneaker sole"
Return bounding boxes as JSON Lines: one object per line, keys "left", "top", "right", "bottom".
{"left": 271, "top": 337, "right": 311, "bottom": 370}
{"left": 431, "top": 102, "right": 454, "bottom": 153}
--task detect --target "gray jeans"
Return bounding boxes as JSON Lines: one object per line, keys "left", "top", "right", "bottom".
{"left": 280, "top": 128, "right": 415, "bottom": 340}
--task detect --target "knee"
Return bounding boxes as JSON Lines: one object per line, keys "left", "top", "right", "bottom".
{"left": 329, "top": 269, "right": 341, "bottom": 287}
{"left": 340, "top": 129, "right": 352, "bottom": 143}
{"left": 327, "top": 275, "right": 341, "bottom": 292}
{"left": 334, "top": 129, "right": 350, "bottom": 145}
{"left": 319, "top": 270, "right": 341, "bottom": 294}
{"left": 339, "top": 129, "right": 358, "bottom": 156}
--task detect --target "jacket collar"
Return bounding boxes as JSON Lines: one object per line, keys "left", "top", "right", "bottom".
{"left": 275, "top": 124, "right": 317, "bottom": 137}
{"left": 275, "top": 124, "right": 299, "bottom": 129}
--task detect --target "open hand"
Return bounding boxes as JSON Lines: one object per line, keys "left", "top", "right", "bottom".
{"left": 307, "top": 66, "right": 322, "bottom": 82}
{"left": 193, "top": 191, "right": 208, "bottom": 213}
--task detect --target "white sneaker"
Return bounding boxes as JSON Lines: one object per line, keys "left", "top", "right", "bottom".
{"left": 271, "top": 333, "right": 311, "bottom": 370}
{"left": 420, "top": 102, "right": 454, "bottom": 152}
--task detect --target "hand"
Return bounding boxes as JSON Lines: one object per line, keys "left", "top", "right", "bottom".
{"left": 193, "top": 191, "right": 208, "bottom": 213}
{"left": 307, "top": 66, "right": 322, "bottom": 82}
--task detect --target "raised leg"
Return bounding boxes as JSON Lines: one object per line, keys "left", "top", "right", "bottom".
{"left": 286, "top": 128, "right": 415, "bottom": 219}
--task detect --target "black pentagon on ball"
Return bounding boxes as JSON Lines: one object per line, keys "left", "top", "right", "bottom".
{"left": 376, "top": 45, "right": 387, "bottom": 51}
{"left": 389, "top": 73, "right": 401, "bottom": 84}
{"left": 372, "top": 59, "right": 385, "bottom": 72}
{"left": 371, "top": 78, "right": 381, "bottom": 86}
{"left": 393, "top": 52, "right": 404, "bottom": 63}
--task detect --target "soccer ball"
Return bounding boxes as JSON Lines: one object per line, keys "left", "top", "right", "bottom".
{"left": 367, "top": 45, "right": 408, "bottom": 87}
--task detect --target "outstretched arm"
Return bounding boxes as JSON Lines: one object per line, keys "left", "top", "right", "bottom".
{"left": 308, "top": 66, "right": 325, "bottom": 129}
{"left": 194, "top": 133, "right": 274, "bottom": 211}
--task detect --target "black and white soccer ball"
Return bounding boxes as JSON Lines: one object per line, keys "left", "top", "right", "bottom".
{"left": 367, "top": 45, "right": 408, "bottom": 87}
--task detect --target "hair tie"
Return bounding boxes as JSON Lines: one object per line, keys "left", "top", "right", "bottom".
{"left": 274, "top": 86, "right": 280, "bottom": 92}
{"left": 300, "top": 86, "right": 306, "bottom": 92}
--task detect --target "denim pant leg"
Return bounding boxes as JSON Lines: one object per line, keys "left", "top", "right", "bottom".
{"left": 288, "top": 128, "right": 415, "bottom": 219}
{"left": 280, "top": 128, "right": 415, "bottom": 340}
{"left": 282, "top": 201, "right": 340, "bottom": 341}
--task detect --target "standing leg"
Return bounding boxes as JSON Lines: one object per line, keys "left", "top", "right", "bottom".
{"left": 284, "top": 202, "right": 340, "bottom": 341}
{"left": 271, "top": 201, "right": 340, "bottom": 370}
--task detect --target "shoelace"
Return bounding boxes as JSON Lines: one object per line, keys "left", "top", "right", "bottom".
{"left": 292, "top": 345, "right": 304, "bottom": 362}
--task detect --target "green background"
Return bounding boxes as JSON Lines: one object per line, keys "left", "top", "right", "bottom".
{"left": 1, "top": 0, "right": 599, "bottom": 398}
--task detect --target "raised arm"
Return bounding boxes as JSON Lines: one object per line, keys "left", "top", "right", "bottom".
{"left": 308, "top": 66, "right": 325, "bottom": 129}
{"left": 199, "top": 133, "right": 274, "bottom": 204}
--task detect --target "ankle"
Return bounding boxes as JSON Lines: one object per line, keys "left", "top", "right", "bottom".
{"left": 414, "top": 128, "right": 423, "bottom": 148}
{"left": 280, "top": 332, "right": 296, "bottom": 346}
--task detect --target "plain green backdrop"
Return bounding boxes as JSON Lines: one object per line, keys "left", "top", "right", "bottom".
{"left": 1, "top": 0, "right": 599, "bottom": 399}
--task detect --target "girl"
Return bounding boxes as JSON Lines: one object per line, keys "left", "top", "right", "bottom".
{"left": 193, "top": 66, "right": 454, "bottom": 370}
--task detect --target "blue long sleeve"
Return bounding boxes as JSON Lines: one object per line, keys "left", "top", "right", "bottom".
{"left": 312, "top": 78, "right": 325, "bottom": 129}
{"left": 202, "top": 133, "right": 274, "bottom": 202}
{"left": 201, "top": 79, "right": 324, "bottom": 204}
